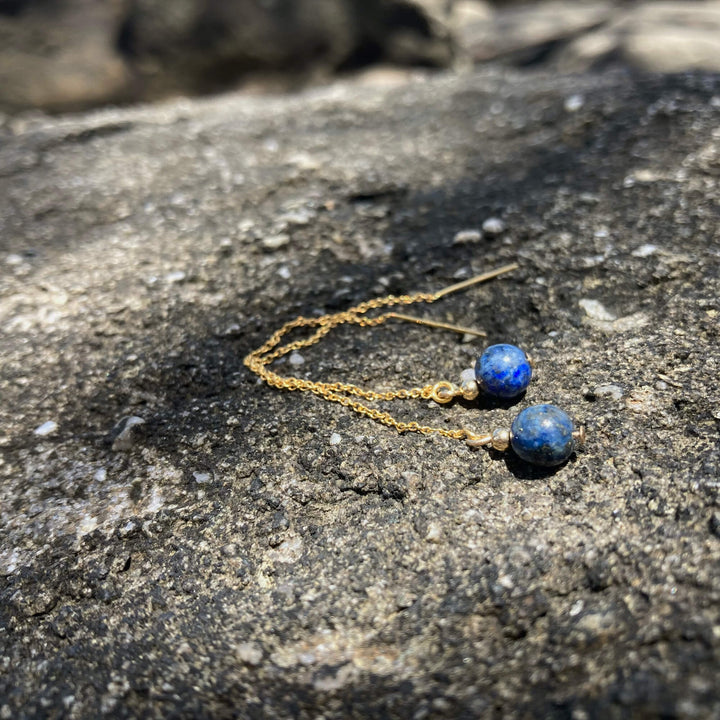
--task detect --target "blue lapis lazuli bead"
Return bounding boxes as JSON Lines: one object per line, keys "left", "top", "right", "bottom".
{"left": 474, "top": 344, "right": 532, "bottom": 399}
{"left": 510, "top": 404, "right": 576, "bottom": 467}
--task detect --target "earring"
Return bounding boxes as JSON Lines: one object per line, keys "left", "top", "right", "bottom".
{"left": 244, "top": 263, "right": 585, "bottom": 468}
{"left": 465, "top": 403, "right": 585, "bottom": 467}
{"left": 430, "top": 344, "right": 580, "bottom": 467}
{"left": 511, "top": 404, "right": 584, "bottom": 467}
{"left": 459, "top": 343, "right": 533, "bottom": 400}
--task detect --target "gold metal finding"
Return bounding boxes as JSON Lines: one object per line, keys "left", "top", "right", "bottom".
{"left": 243, "top": 264, "right": 518, "bottom": 441}
{"left": 430, "top": 381, "right": 461, "bottom": 404}
{"left": 432, "top": 263, "right": 519, "bottom": 299}
{"left": 491, "top": 428, "right": 511, "bottom": 452}
{"left": 460, "top": 378, "right": 480, "bottom": 401}
{"left": 464, "top": 431, "right": 493, "bottom": 448}
{"left": 387, "top": 313, "right": 486, "bottom": 338}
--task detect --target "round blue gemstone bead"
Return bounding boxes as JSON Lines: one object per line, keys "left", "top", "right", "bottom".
{"left": 510, "top": 404, "right": 576, "bottom": 467}
{"left": 475, "top": 344, "right": 532, "bottom": 399}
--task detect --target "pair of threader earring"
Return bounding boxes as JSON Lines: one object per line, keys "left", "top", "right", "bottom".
{"left": 244, "top": 263, "right": 585, "bottom": 467}
{"left": 433, "top": 341, "right": 583, "bottom": 467}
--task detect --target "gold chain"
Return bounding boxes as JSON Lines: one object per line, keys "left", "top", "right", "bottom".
{"left": 243, "top": 263, "right": 519, "bottom": 442}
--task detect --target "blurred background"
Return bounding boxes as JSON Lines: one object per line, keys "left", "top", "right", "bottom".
{"left": 0, "top": 0, "right": 719, "bottom": 113}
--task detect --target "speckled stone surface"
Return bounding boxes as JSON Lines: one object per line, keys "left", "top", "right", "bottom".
{"left": 1, "top": 67, "right": 719, "bottom": 718}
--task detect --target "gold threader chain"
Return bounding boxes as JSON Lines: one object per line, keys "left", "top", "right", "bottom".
{"left": 243, "top": 263, "right": 519, "bottom": 442}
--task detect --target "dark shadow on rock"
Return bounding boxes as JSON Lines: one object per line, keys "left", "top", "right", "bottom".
{"left": 502, "top": 450, "right": 572, "bottom": 480}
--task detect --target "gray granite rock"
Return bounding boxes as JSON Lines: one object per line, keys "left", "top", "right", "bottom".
{"left": 458, "top": 0, "right": 720, "bottom": 74}
{"left": 458, "top": 0, "right": 615, "bottom": 65}
{"left": 0, "top": 0, "right": 452, "bottom": 113}
{"left": 1, "top": 66, "right": 719, "bottom": 718}
{"left": 556, "top": 1, "right": 720, "bottom": 74}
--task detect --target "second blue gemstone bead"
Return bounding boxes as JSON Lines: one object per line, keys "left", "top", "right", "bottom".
{"left": 475, "top": 344, "right": 532, "bottom": 399}
{"left": 510, "top": 404, "right": 576, "bottom": 467}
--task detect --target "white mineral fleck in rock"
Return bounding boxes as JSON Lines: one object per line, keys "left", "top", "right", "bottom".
{"left": 262, "top": 233, "right": 290, "bottom": 250}
{"left": 289, "top": 351, "right": 305, "bottom": 366}
{"left": 497, "top": 573, "right": 515, "bottom": 590}
{"left": 329, "top": 432, "right": 342, "bottom": 445}
{"left": 593, "top": 384, "right": 624, "bottom": 401}
{"left": 425, "top": 522, "right": 443, "bottom": 543}
{"left": 611, "top": 312, "right": 649, "bottom": 332}
{"left": 118, "top": 521, "right": 136, "bottom": 537}
{"left": 279, "top": 208, "right": 314, "bottom": 226}
{"left": 632, "top": 243, "right": 658, "bottom": 257}
{"left": 34, "top": 420, "right": 58, "bottom": 436}
{"left": 482, "top": 217, "right": 505, "bottom": 235}
{"left": 236, "top": 642, "right": 263, "bottom": 666}
{"left": 111, "top": 416, "right": 145, "bottom": 451}
{"left": 564, "top": 94, "right": 584, "bottom": 112}
{"left": 193, "top": 471, "right": 211, "bottom": 483}
{"left": 165, "top": 270, "right": 186, "bottom": 283}
{"left": 268, "top": 535, "right": 304, "bottom": 563}
{"left": 453, "top": 228, "right": 482, "bottom": 244}
{"left": 78, "top": 515, "right": 98, "bottom": 536}
{"left": 145, "top": 486, "right": 164, "bottom": 514}
{"left": 297, "top": 652, "right": 316, "bottom": 666}
{"left": 579, "top": 298, "right": 616, "bottom": 322}
{"left": 1, "top": 548, "right": 20, "bottom": 575}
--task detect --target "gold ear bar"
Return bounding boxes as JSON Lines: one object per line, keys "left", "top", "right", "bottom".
{"left": 432, "top": 262, "right": 519, "bottom": 300}
{"left": 387, "top": 313, "right": 486, "bottom": 337}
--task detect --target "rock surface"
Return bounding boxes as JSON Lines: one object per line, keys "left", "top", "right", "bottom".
{"left": 555, "top": 1, "right": 720, "bottom": 74}
{"left": 1, "top": 66, "right": 720, "bottom": 717}
{"left": 3, "top": 1, "right": 720, "bottom": 112}
{"left": 0, "top": 0, "right": 453, "bottom": 113}
{"left": 459, "top": 0, "right": 720, "bottom": 73}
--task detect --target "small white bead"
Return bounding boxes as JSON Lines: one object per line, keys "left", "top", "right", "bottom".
{"left": 460, "top": 368, "right": 476, "bottom": 383}
{"left": 491, "top": 428, "right": 510, "bottom": 452}
{"left": 461, "top": 379, "right": 479, "bottom": 401}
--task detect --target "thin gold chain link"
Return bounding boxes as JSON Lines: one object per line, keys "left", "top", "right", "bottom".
{"left": 243, "top": 264, "right": 519, "bottom": 441}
